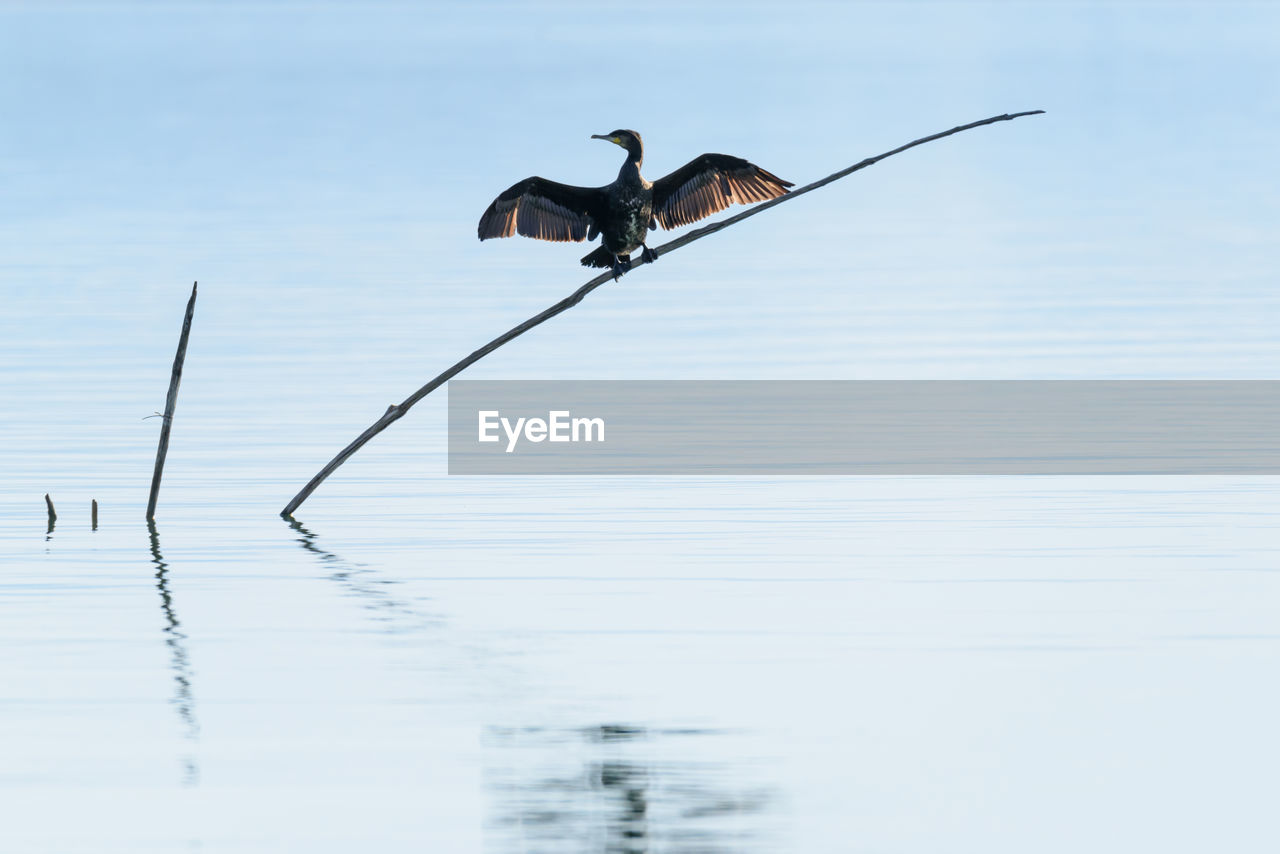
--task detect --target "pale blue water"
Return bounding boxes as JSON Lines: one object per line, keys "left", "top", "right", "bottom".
{"left": 3, "top": 2, "right": 1279, "bottom": 852}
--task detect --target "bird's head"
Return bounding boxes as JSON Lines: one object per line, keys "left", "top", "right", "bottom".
{"left": 591, "top": 129, "right": 643, "bottom": 162}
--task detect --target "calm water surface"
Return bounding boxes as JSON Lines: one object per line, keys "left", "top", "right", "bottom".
{"left": 3, "top": 3, "right": 1279, "bottom": 852}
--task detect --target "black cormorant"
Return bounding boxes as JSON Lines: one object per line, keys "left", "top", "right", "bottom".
{"left": 477, "top": 130, "right": 793, "bottom": 280}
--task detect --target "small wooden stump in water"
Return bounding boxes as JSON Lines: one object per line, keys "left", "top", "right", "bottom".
{"left": 92, "top": 499, "right": 98, "bottom": 531}
{"left": 45, "top": 493, "right": 56, "bottom": 533}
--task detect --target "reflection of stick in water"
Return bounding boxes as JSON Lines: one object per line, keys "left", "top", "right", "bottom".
{"left": 147, "top": 520, "right": 200, "bottom": 786}
{"left": 286, "top": 518, "right": 439, "bottom": 635}
{"left": 487, "top": 723, "right": 774, "bottom": 853}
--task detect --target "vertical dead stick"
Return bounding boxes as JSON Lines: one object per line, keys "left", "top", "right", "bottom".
{"left": 92, "top": 499, "right": 99, "bottom": 531}
{"left": 45, "top": 493, "right": 56, "bottom": 533}
{"left": 281, "top": 110, "right": 1046, "bottom": 517}
{"left": 147, "top": 282, "right": 198, "bottom": 521}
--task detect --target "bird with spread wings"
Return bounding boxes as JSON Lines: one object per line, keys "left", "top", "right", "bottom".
{"left": 479, "top": 130, "right": 792, "bottom": 280}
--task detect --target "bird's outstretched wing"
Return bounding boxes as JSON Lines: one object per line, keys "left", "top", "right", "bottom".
{"left": 477, "top": 177, "right": 603, "bottom": 243}
{"left": 651, "top": 154, "right": 793, "bottom": 230}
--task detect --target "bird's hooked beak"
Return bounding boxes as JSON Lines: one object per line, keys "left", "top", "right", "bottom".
{"left": 591, "top": 133, "right": 623, "bottom": 147}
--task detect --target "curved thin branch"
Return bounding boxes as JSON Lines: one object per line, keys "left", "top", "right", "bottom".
{"left": 281, "top": 110, "right": 1045, "bottom": 517}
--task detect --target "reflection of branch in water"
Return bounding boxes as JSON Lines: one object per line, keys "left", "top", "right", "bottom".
{"left": 487, "top": 724, "right": 774, "bottom": 853}
{"left": 286, "top": 518, "right": 439, "bottom": 635}
{"left": 147, "top": 520, "right": 200, "bottom": 786}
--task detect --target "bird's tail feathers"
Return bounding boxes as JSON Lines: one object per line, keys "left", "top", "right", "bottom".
{"left": 581, "top": 247, "right": 627, "bottom": 269}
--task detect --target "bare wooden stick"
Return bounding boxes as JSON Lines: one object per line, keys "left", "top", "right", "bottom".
{"left": 92, "top": 499, "right": 99, "bottom": 531}
{"left": 282, "top": 110, "right": 1045, "bottom": 516}
{"left": 45, "top": 493, "right": 56, "bottom": 533}
{"left": 147, "top": 282, "right": 198, "bottom": 521}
